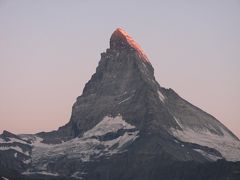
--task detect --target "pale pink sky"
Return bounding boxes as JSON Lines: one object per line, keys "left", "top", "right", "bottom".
{"left": 0, "top": 1, "right": 240, "bottom": 138}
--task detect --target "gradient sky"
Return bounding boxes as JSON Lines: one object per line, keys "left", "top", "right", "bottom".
{"left": 0, "top": 0, "right": 240, "bottom": 138}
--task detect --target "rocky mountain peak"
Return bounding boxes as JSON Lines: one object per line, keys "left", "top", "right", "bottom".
{"left": 1, "top": 29, "right": 240, "bottom": 179}
{"left": 110, "top": 28, "right": 148, "bottom": 61}
{"left": 1, "top": 130, "right": 19, "bottom": 139}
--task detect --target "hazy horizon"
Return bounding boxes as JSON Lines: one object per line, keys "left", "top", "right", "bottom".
{"left": 0, "top": 0, "right": 240, "bottom": 138}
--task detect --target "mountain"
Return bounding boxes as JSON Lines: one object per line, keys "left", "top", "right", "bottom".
{"left": 0, "top": 28, "right": 240, "bottom": 180}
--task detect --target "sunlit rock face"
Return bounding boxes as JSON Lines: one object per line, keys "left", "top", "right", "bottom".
{"left": 0, "top": 28, "right": 240, "bottom": 180}
{"left": 110, "top": 28, "right": 148, "bottom": 61}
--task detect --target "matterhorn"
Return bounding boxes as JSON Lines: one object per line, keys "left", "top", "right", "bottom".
{"left": 0, "top": 28, "right": 240, "bottom": 180}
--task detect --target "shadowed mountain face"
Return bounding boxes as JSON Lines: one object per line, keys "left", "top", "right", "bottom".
{"left": 0, "top": 28, "right": 240, "bottom": 179}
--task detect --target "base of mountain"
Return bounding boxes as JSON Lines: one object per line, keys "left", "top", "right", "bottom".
{"left": 0, "top": 159, "right": 239, "bottom": 180}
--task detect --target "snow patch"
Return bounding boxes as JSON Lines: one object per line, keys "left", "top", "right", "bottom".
{"left": 119, "top": 97, "right": 131, "bottom": 104}
{"left": 173, "top": 116, "right": 183, "bottom": 129}
{"left": 174, "top": 139, "right": 180, "bottom": 144}
{"left": 83, "top": 115, "right": 135, "bottom": 138}
{"left": 23, "top": 159, "right": 31, "bottom": 164}
{"left": 158, "top": 90, "right": 165, "bottom": 103}
{"left": 30, "top": 115, "right": 139, "bottom": 172}
{"left": 0, "top": 145, "right": 30, "bottom": 156}
{"left": 0, "top": 137, "right": 28, "bottom": 145}
{"left": 1, "top": 177, "right": 9, "bottom": 180}
{"left": 193, "top": 149, "right": 222, "bottom": 161}
{"left": 71, "top": 171, "right": 85, "bottom": 179}
{"left": 170, "top": 127, "right": 240, "bottom": 161}
{"left": 22, "top": 171, "right": 59, "bottom": 176}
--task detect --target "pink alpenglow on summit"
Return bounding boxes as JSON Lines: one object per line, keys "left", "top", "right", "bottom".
{"left": 110, "top": 28, "right": 149, "bottom": 61}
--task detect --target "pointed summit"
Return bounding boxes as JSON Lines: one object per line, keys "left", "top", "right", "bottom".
{"left": 110, "top": 28, "right": 148, "bottom": 61}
